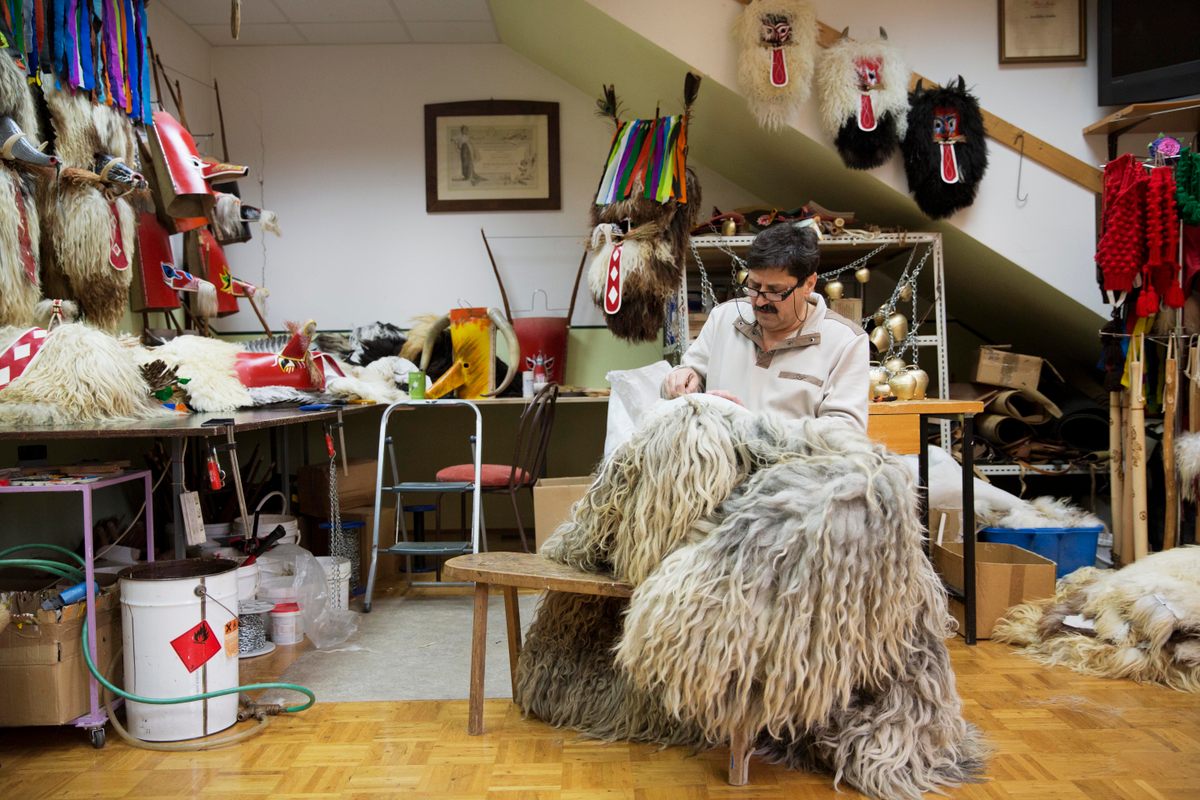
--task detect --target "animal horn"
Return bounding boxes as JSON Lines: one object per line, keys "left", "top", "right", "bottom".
{"left": 484, "top": 306, "right": 520, "bottom": 397}
{"left": 420, "top": 314, "right": 452, "bottom": 371}
{"left": 879, "top": 26, "right": 888, "bottom": 40}
{"left": 957, "top": 75, "right": 966, "bottom": 90}
{"left": 0, "top": 116, "right": 57, "bottom": 166}
{"left": 839, "top": 26, "right": 849, "bottom": 39}
{"left": 96, "top": 154, "right": 148, "bottom": 191}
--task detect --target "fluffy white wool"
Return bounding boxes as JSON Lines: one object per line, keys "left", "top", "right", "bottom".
{"left": 815, "top": 35, "right": 909, "bottom": 139}
{"left": 325, "top": 356, "right": 414, "bottom": 404}
{"left": 734, "top": 0, "right": 818, "bottom": 131}
{"left": 1177, "top": 432, "right": 1200, "bottom": 501}
{"left": 142, "top": 335, "right": 251, "bottom": 411}
{"left": 0, "top": 323, "right": 163, "bottom": 425}
{"left": 977, "top": 496, "right": 1105, "bottom": 531}
{"left": 0, "top": 171, "right": 40, "bottom": 327}
{"left": 995, "top": 547, "right": 1200, "bottom": 691}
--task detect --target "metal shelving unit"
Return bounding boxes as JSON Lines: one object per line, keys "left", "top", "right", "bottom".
{"left": 680, "top": 232, "right": 951, "bottom": 448}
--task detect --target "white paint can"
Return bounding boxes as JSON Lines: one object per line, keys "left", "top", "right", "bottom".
{"left": 119, "top": 559, "right": 240, "bottom": 742}
{"left": 269, "top": 602, "right": 304, "bottom": 645}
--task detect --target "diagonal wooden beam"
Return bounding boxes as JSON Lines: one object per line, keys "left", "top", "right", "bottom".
{"left": 733, "top": 1, "right": 1103, "bottom": 193}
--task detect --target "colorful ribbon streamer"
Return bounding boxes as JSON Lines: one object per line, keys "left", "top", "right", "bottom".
{"left": 594, "top": 114, "right": 689, "bottom": 206}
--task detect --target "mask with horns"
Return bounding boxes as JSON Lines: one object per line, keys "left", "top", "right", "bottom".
{"left": 816, "top": 28, "right": 910, "bottom": 169}
{"left": 901, "top": 77, "right": 989, "bottom": 219}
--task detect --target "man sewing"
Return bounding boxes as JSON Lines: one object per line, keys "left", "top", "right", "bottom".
{"left": 662, "top": 221, "right": 869, "bottom": 430}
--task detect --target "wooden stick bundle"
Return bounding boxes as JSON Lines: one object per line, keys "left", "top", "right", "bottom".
{"left": 1109, "top": 390, "right": 1124, "bottom": 560}
{"left": 1129, "top": 334, "right": 1149, "bottom": 562}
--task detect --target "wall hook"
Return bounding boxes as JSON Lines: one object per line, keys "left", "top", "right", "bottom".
{"left": 1015, "top": 133, "right": 1029, "bottom": 204}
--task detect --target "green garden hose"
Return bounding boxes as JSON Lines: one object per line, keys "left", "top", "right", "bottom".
{"left": 81, "top": 608, "right": 315, "bottom": 713}
{"left": 0, "top": 558, "right": 85, "bottom": 582}
{"left": 0, "top": 543, "right": 87, "bottom": 568}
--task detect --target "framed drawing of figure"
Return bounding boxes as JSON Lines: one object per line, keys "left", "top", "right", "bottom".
{"left": 425, "top": 100, "right": 561, "bottom": 212}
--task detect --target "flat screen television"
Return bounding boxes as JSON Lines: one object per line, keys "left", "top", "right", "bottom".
{"left": 1098, "top": 0, "right": 1200, "bottom": 105}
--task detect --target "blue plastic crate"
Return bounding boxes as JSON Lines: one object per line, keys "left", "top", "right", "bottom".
{"left": 978, "top": 526, "right": 1103, "bottom": 579}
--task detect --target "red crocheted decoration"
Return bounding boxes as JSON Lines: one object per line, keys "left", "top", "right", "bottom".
{"left": 1145, "top": 167, "right": 1184, "bottom": 310}
{"left": 1095, "top": 154, "right": 1147, "bottom": 294}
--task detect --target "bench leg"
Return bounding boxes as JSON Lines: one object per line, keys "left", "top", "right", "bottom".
{"left": 502, "top": 586, "right": 521, "bottom": 698}
{"left": 468, "top": 582, "right": 489, "bottom": 735}
{"left": 728, "top": 727, "right": 752, "bottom": 786}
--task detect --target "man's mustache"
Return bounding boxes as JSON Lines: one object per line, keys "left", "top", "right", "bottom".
{"left": 755, "top": 305, "right": 778, "bottom": 314}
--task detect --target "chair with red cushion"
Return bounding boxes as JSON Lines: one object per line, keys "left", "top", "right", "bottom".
{"left": 435, "top": 383, "right": 559, "bottom": 553}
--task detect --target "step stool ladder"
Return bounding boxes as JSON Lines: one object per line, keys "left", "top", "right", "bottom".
{"left": 364, "top": 399, "right": 484, "bottom": 613}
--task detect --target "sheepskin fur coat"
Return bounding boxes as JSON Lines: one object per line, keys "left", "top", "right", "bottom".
{"left": 994, "top": 546, "right": 1200, "bottom": 692}
{"left": 518, "top": 396, "right": 986, "bottom": 800}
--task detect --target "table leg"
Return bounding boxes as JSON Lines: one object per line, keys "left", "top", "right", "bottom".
{"left": 918, "top": 415, "right": 930, "bottom": 556}
{"left": 502, "top": 586, "right": 521, "bottom": 698}
{"left": 143, "top": 470, "right": 156, "bottom": 563}
{"left": 729, "top": 726, "right": 752, "bottom": 786}
{"left": 961, "top": 414, "right": 977, "bottom": 646}
{"left": 82, "top": 488, "right": 100, "bottom": 724}
{"left": 468, "top": 582, "right": 489, "bottom": 735}
{"left": 277, "top": 426, "right": 291, "bottom": 507}
{"left": 171, "top": 438, "right": 185, "bottom": 559}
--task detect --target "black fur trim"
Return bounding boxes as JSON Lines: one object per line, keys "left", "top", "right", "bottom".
{"left": 834, "top": 113, "right": 900, "bottom": 170}
{"left": 901, "top": 79, "right": 988, "bottom": 219}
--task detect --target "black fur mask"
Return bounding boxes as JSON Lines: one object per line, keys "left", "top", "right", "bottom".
{"left": 901, "top": 77, "right": 988, "bottom": 219}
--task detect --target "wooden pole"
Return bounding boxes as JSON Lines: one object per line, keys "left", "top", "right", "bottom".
{"left": 1109, "top": 390, "right": 1124, "bottom": 559}
{"left": 480, "top": 229, "right": 513, "bottom": 323}
{"left": 1163, "top": 336, "right": 1179, "bottom": 550}
{"left": 1119, "top": 390, "right": 1134, "bottom": 566}
{"left": 1129, "top": 335, "right": 1149, "bottom": 562}
{"left": 214, "top": 78, "right": 231, "bottom": 162}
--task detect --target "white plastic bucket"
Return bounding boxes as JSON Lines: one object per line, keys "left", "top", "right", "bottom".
{"left": 315, "top": 556, "right": 351, "bottom": 610}
{"left": 258, "top": 576, "right": 298, "bottom": 605}
{"left": 232, "top": 491, "right": 301, "bottom": 546}
{"left": 269, "top": 602, "right": 304, "bottom": 645}
{"left": 119, "top": 559, "right": 240, "bottom": 742}
{"left": 236, "top": 560, "right": 260, "bottom": 602}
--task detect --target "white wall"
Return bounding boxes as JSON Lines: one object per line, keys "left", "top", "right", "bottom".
{"left": 209, "top": 44, "right": 761, "bottom": 332}
{"left": 588, "top": 0, "right": 1113, "bottom": 318}
{"left": 147, "top": 4, "right": 216, "bottom": 148}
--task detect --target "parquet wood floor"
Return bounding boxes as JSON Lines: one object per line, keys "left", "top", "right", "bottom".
{"left": 3, "top": 639, "right": 1199, "bottom": 798}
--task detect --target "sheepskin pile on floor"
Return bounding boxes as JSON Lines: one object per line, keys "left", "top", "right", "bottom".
{"left": 519, "top": 396, "right": 986, "bottom": 800}
{"left": 994, "top": 546, "right": 1200, "bottom": 692}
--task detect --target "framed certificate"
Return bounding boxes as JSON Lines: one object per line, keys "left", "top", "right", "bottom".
{"left": 999, "top": 0, "right": 1086, "bottom": 64}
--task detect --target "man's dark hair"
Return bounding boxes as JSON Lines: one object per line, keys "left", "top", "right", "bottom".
{"left": 745, "top": 222, "right": 820, "bottom": 280}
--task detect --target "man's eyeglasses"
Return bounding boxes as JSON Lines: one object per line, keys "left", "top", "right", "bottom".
{"left": 739, "top": 282, "right": 800, "bottom": 303}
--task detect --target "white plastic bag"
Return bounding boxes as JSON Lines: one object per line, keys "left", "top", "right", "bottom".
{"left": 256, "top": 544, "right": 357, "bottom": 649}
{"left": 604, "top": 360, "right": 673, "bottom": 457}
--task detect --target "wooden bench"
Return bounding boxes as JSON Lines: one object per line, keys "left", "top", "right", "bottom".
{"left": 441, "top": 551, "right": 756, "bottom": 785}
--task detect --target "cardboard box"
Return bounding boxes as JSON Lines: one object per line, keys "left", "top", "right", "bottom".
{"left": 933, "top": 541, "right": 1056, "bottom": 639}
{"left": 930, "top": 507, "right": 963, "bottom": 544}
{"left": 533, "top": 477, "right": 591, "bottom": 552}
{"left": 297, "top": 458, "right": 380, "bottom": 518}
{"left": 0, "top": 590, "right": 120, "bottom": 726}
{"left": 973, "top": 346, "right": 1043, "bottom": 391}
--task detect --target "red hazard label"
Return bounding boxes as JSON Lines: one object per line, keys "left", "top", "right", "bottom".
{"left": 170, "top": 620, "right": 222, "bottom": 673}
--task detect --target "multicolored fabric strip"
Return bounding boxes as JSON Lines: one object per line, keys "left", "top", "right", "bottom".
{"left": 15, "top": 0, "right": 148, "bottom": 121}
{"left": 595, "top": 114, "right": 689, "bottom": 206}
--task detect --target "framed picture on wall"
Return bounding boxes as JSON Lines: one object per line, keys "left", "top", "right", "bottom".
{"left": 999, "top": 0, "right": 1086, "bottom": 63}
{"left": 424, "top": 100, "right": 561, "bottom": 212}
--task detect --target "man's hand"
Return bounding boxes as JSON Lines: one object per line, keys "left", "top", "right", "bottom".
{"left": 707, "top": 389, "right": 744, "bottom": 406}
{"left": 664, "top": 367, "right": 701, "bottom": 398}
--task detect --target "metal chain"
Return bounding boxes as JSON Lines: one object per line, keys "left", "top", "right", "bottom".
{"left": 327, "top": 453, "right": 359, "bottom": 586}
{"left": 688, "top": 238, "right": 720, "bottom": 311}
{"left": 817, "top": 243, "right": 890, "bottom": 282}
{"left": 870, "top": 244, "right": 934, "bottom": 362}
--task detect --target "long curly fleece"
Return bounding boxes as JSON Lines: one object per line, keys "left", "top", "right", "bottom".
{"left": 520, "top": 396, "right": 986, "bottom": 800}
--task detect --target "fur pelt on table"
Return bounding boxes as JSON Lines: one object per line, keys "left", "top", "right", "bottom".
{"left": 141, "top": 335, "right": 413, "bottom": 411}
{"left": 0, "top": 323, "right": 165, "bottom": 426}
{"left": 520, "top": 396, "right": 986, "bottom": 800}
{"left": 993, "top": 547, "right": 1200, "bottom": 692}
